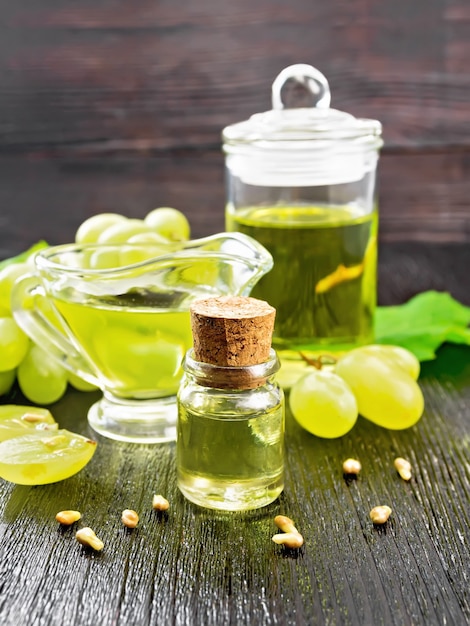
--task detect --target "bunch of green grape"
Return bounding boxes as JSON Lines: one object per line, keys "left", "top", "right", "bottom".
{"left": 289, "top": 344, "right": 424, "bottom": 438}
{"left": 0, "top": 207, "right": 190, "bottom": 406}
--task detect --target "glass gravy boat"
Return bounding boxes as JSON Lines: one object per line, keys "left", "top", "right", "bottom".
{"left": 12, "top": 233, "right": 273, "bottom": 443}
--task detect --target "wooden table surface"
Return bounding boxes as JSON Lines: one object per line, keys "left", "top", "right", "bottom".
{"left": 0, "top": 241, "right": 469, "bottom": 626}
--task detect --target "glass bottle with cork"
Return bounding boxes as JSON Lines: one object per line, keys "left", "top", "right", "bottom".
{"left": 176, "top": 295, "right": 284, "bottom": 511}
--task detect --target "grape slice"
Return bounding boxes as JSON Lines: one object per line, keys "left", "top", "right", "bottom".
{"left": 0, "top": 405, "right": 58, "bottom": 441}
{"left": 0, "top": 429, "right": 97, "bottom": 485}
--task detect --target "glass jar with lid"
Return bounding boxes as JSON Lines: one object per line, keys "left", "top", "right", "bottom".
{"left": 223, "top": 64, "right": 383, "bottom": 360}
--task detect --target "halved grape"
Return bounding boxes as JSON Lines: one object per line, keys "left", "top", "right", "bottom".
{"left": 0, "top": 405, "right": 58, "bottom": 441}
{"left": 97, "top": 218, "right": 151, "bottom": 244}
{"left": 335, "top": 348, "right": 424, "bottom": 429}
{"left": 17, "top": 345, "right": 68, "bottom": 405}
{"left": 0, "top": 317, "right": 30, "bottom": 371}
{"left": 144, "top": 207, "right": 190, "bottom": 241}
{"left": 0, "top": 429, "right": 97, "bottom": 485}
{"left": 75, "top": 213, "right": 127, "bottom": 244}
{"left": 289, "top": 369, "right": 358, "bottom": 438}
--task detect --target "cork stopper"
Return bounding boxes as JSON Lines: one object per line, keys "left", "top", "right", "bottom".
{"left": 190, "top": 296, "right": 275, "bottom": 365}
{"left": 189, "top": 296, "right": 276, "bottom": 388}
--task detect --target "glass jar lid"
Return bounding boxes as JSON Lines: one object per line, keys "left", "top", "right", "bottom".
{"left": 222, "top": 64, "right": 383, "bottom": 186}
{"left": 222, "top": 64, "right": 382, "bottom": 147}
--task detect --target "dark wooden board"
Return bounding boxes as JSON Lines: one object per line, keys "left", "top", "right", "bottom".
{"left": 1, "top": 0, "right": 469, "bottom": 148}
{"left": 1, "top": 147, "right": 470, "bottom": 262}
{"left": 0, "top": 242, "right": 469, "bottom": 626}
{"left": 0, "top": 0, "right": 469, "bottom": 247}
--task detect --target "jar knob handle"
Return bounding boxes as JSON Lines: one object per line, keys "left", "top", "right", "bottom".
{"left": 271, "top": 64, "right": 331, "bottom": 110}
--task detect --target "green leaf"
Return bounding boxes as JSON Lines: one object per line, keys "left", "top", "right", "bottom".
{"left": 375, "top": 291, "right": 470, "bottom": 361}
{"left": 0, "top": 241, "right": 49, "bottom": 271}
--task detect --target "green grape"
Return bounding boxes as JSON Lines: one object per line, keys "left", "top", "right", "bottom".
{"left": 68, "top": 372, "right": 99, "bottom": 392}
{"left": 144, "top": 207, "right": 190, "bottom": 241}
{"left": 355, "top": 344, "right": 420, "bottom": 380}
{"left": 276, "top": 358, "right": 309, "bottom": 390}
{"left": 127, "top": 232, "right": 169, "bottom": 244}
{"left": 119, "top": 242, "right": 169, "bottom": 267}
{"left": 89, "top": 248, "right": 121, "bottom": 270}
{"left": 0, "top": 262, "right": 31, "bottom": 313}
{"left": 17, "top": 344, "right": 68, "bottom": 405}
{"left": 75, "top": 213, "right": 127, "bottom": 244}
{"left": 289, "top": 369, "right": 358, "bottom": 438}
{"left": 0, "top": 405, "right": 58, "bottom": 441}
{"left": 0, "top": 317, "right": 30, "bottom": 371}
{"left": 0, "top": 429, "right": 97, "bottom": 485}
{"left": 335, "top": 347, "right": 424, "bottom": 429}
{"left": 0, "top": 369, "right": 16, "bottom": 395}
{"left": 97, "top": 218, "right": 151, "bottom": 244}
{"left": 119, "top": 232, "right": 170, "bottom": 266}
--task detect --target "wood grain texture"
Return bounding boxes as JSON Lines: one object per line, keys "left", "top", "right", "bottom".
{"left": 0, "top": 242, "right": 469, "bottom": 626}
{"left": 0, "top": 147, "right": 469, "bottom": 262}
{"left": 0, "top": 0, "right": 469, "bottom": 245}
{"left": 1, "top": 0, "right": 468, "bottom": 147}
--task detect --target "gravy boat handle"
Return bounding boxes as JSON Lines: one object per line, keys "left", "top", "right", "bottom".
{"left": 11, "top": 273, "right": 100, "bottom": 387}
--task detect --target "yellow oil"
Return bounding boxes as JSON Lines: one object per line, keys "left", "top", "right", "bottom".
{"left": 53, "top": 296, "right": 192, "bottom": 398}
{"left": 227, "top": 204, "right": 377, "bottom": 356}
{"left": 177, "top": 400, "right": 284, "bottom": 511}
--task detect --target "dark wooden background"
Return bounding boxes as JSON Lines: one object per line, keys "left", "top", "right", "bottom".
{"left": 0, "top": 0, "right": 469, "bottom": 258}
